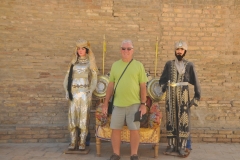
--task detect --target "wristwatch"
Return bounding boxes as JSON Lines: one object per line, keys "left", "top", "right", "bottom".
{"left": 141, "top": 102, "right": 147, "bottom": 105}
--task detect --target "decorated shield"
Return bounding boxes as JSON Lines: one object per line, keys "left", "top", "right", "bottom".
{"left": 147, "top": 78, "right": 165, "bottom": 101}
{"left": 93, "top": 75, "right": 109, "bottom": 99}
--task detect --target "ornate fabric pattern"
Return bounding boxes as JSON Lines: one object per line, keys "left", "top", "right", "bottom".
{"left": 165, "top": 60, "right": 190, "bottom": 138}
{"left": 149, "top": 102, "right": 162, "bottom": 129}
{"left": 95, "top": 103, "right": 110, "bottom": 127}
{"left": 96, "top": 125, "right": 160, "bottom": 144}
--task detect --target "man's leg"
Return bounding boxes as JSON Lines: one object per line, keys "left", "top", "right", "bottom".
{"left": 187, "top": 107, "right": 192, "bottom": 150}
{"left": 186, "top": 135, "right": 192, "bottom": 150}
{"left": 85, "top": 132, "right": 91, "bottom": 146}
{"left": 111, "top": 129, "right": 122, "bottom": 155}
{"left": 125, "top": 104, "right": 140, "bottom": 159}
{"left": 130, "top": 130, "right": 140, "bottom": 155}
{"left": 109, "top": 106, "right": 125, "bottom": 160}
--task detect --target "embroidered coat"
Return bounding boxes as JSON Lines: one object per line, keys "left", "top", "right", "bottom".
{"left": 159, "top": 59, "right": 201, "bottom": 138}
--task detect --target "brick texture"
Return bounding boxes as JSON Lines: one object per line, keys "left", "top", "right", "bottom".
{"left": 0, "top": 0, "right": 240, "bottom": 143}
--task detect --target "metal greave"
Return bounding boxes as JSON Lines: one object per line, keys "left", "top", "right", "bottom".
{"left": 69, "top": 128, "right": 77, "bottom": 144}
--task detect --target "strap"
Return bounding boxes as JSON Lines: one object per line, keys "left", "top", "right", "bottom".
{"left": 113, "top": 59, "right": 133, "bottom": 95}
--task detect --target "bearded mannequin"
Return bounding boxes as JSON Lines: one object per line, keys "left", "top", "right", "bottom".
{"left": 159, "top": 40, "right": 201, "bottom": 157}
{"left": 175, "top": 50, "right": 186, "bottom": 61}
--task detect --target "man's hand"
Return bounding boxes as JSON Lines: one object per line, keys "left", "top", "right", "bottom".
{"left": 102, "top": 102, "right": 108, "bottom": 115}
{"left": 139, "top": 104, "right": 147, "bottom": 117}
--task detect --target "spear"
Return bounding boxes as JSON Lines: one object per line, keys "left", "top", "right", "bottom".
{"left": 102, "top": 34, "right": 106, "bottom": 75}
{"left": 154, "top": 36, "right": 158, "bottom": 77}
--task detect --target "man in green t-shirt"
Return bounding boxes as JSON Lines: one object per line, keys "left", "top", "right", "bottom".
{"left": 102, "top": 40, "right": 148, "bottom": 160}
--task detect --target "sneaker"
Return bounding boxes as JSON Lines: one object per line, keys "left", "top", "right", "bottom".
{"left": 110, "top": 153, "right": 120, "bottom": 160}
{"left": 130, "top": 154, "right": 139, "bottom": 160}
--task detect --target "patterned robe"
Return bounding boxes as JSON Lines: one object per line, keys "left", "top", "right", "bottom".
{"left": 159, "top": 59, "right": 201, "bottom": 138}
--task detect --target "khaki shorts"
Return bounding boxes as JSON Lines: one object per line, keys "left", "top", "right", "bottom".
{"left": 110, "top": 103, "right": 140, "bottom": 130}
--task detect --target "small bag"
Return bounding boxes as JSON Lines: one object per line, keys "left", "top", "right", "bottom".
{"left": 108, "top": 96, "right": 114, "bottom": 114}
{"left": 134, "top": 111, "right": 147, "bottom": 122}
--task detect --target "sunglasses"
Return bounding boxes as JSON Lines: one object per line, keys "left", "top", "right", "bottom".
{"left": 121, "top": 47, "right": 133, "bottom": 51}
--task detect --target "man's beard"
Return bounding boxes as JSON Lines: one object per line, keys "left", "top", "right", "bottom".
{"left": 175, "top": 51, "right": 186, "bottom": 61}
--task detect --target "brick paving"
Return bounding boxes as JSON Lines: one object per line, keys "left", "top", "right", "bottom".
{"left": 0, "top": 142, "right": 240, "bottom": 160}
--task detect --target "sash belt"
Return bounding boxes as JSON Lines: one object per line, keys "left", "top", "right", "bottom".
{"left": 72, "top": 84, "right": 88, "bottom": 88}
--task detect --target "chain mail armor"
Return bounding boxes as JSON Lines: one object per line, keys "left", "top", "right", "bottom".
{"left": 63, "top": 39, "right": 98, "bottom": 150}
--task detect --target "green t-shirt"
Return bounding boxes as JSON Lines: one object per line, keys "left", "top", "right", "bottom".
{"left": 109, "top": 59, "right": 148, "bottom": 107}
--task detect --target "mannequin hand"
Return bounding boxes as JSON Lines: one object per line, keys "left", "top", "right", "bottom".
{"left": 65, "top": 92, "right": 69, "bottom": 100}
{"left": 190, "top": 98, "right": 199, "bottom": 107}
{"left": 87, "top": 90, "right": 93, "bottom": 95}
{"left": 87, "top": 90, "right": 93, "bottom": 99}
{"left": 161, "top": 84, "right": 167, "bottom": 93}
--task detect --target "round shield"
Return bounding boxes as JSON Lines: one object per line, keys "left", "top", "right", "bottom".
{"left": 93, "top": 75, "right": 109, "bottom": 99}
{"left": 147, "top": 78, "right": 164, "bottom": 101}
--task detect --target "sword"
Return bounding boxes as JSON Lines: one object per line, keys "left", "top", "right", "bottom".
{"left": 169, "top": 82, "right": 188, "bottom": 87}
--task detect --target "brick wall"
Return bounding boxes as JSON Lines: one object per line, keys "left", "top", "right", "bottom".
{"left": 0, "top": 0, "right": 239, "bottom": 143}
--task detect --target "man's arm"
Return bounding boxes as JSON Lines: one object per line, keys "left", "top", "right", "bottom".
{"left": 139, "top": 82, "right": 147, "bottom": 115}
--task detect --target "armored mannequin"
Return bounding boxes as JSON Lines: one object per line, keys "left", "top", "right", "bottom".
{"left": 63, "top": 39, "right": 98, "bottom": 150}
{"left": 159, "top": 41, "right": 201, "bottom": 157}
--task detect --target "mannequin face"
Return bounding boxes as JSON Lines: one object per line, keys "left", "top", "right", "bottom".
{"left": 175, "top": 48, "right": 186, "bottom": 61}
{"left": 77, "top": 47, "right": 87, "bottom": 57}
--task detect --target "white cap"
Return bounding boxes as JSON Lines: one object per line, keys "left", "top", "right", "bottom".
{"left": 175, "top": 40, "right": 188, "bottom": 50}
